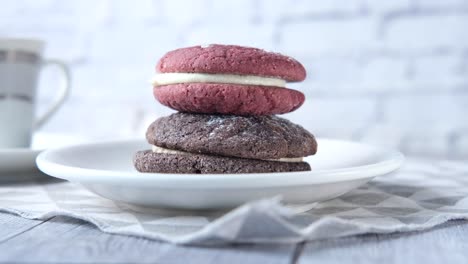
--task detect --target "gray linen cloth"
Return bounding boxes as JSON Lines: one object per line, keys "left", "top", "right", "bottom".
{"left": 1, "top": 159, "right": 467, "bottom": 245}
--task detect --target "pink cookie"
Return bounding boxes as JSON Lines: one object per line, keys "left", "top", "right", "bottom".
{"left": 154, "top": 83, "right": 305, "bottom": 116}
{"left": 156, "top": 45, "right": 306, "bottom": 82}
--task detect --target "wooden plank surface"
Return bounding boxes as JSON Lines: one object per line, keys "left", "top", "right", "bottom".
{"left": 298, "top": 220, "right": 468, "bottom": 264}
{"left": 1, "top": 211, "right": 468, "bottom": 264}
{"left": 0, "top": 212, "right": 45, "bottom": 243}
{"left": 0, "top": 212, "right": 297, "bottom": 264}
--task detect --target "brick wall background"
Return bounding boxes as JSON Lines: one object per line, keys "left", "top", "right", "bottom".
{"left": 1, "top": 0, "right": 467, "bottom": 158}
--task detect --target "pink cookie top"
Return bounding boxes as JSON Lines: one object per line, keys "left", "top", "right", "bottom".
{"left": 156, "top": 44, "right": 306, "bottom": 82}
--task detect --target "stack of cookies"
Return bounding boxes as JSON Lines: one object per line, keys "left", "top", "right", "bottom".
{"left": 134, "top": 45, "right": 317, "bottom": 174}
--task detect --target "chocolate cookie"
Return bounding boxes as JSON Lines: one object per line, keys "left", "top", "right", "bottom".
{"left": 154, "top": 83, "right": 305, "bottom": 116}
{"left": 134, "top": 151, "right": 311, "bottom": 174}
{"left": 146, "top": 113, "right": 317, "bottom": 160}
{"left": 156, "top": 44, "right": 306, "bottom": 82}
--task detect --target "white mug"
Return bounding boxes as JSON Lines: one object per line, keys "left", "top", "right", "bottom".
{"left": 0, "top": 38, "right": 71, "bottom": 148}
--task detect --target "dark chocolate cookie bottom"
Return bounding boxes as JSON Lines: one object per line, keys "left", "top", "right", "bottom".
{"left": 134, "top": 150, "right": 310, "bottom": 174}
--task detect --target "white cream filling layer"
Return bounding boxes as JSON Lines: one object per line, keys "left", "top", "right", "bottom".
{"left": 151, "top": 73, "right": 286, "bottom": 87}
{"left": 152, "top": 145, "right": 303, "bottom": 163}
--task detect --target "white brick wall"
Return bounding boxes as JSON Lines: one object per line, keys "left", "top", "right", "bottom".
{"left": 279, "top": 18, "right": 377, "bottom": 56}
{"left": 1, "top": 0, "right": 468, "bottom": 158}
{"left": 384, "top": 14, "right": 468, "bottom": 51}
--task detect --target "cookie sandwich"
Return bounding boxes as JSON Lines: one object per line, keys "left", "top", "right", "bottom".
{"left": 152, "top": 45, "right": 306, "bottom": 116}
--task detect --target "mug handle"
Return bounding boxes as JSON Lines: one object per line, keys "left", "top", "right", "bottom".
{"left": 34, "top": 59, "right": 71, "bottom": 128}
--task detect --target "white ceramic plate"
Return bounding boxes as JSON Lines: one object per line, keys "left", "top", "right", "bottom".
{"left": 36, "top": 139, "right": 404, "bottom": 209}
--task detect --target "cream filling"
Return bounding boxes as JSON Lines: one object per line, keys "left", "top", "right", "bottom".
{"left": 151, "top": 73, "right": 286, "bottom": 87}
{"left": 152, "top": 145, "right": 303, "bottom": 163}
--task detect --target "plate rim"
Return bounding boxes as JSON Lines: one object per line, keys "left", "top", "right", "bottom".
{"left": 36, "top": 138, "right": 405, "bottom": 189}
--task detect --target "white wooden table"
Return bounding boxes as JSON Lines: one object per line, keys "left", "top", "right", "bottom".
{"left": 1, "top": 211, "right": 467, "bottom": 263}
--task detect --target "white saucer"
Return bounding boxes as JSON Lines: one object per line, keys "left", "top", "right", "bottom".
{"left": 0, "top": 133, "right": 88, "bottom": 181}
{"left": 36, "top": 139, "right": 404, "bottom": 209}
{"left": 0, "top": 148, "right": 43, "bottom": 180}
